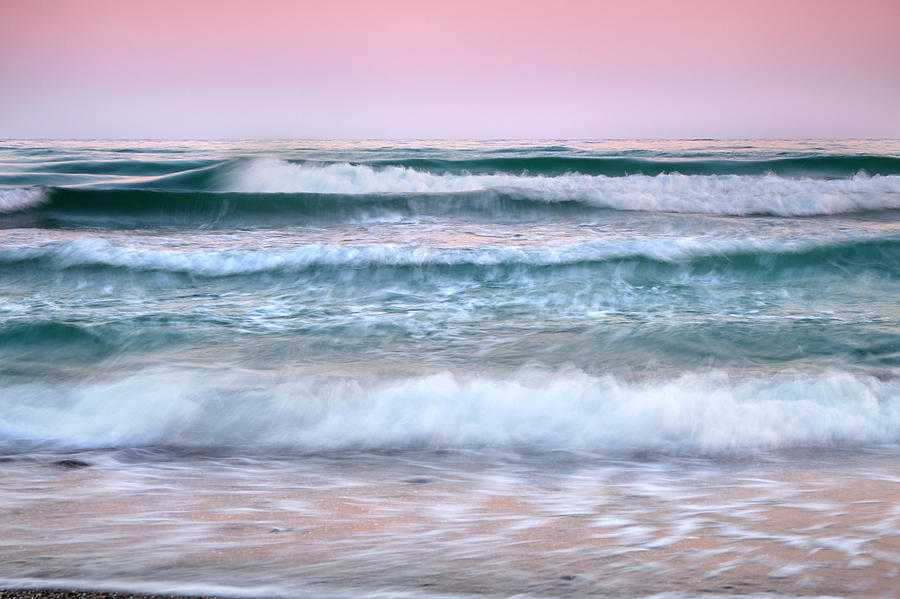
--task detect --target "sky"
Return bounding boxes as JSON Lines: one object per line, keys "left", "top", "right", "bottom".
{"left": 1, "top": 0, "right": 898, "bottom": 139}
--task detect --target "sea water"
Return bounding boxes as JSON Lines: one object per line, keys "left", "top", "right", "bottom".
{"left": 0, "top": 140, "right": 899, "bottom": 597}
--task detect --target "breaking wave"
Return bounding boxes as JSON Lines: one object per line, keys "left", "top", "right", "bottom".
{"left": 2, "top": 368, "right": 898, "bottom": 454}
{"left": 2, "top": 158, "right": 900, "bottom": 228}
{"left": 220, "top": 159, "right": 900, "bottom": 216}
{"left": 1, "top": 236, "right": 897, "bottom": 279}
{"left": 0, "top": 187, "right": 46, "bottom": 212}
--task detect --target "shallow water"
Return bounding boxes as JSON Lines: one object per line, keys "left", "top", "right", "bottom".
{"left": 1, "top": 449, "right": 899, "bottom": 598}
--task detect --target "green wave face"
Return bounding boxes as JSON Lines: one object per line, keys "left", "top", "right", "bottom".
{"left": 359, "top": 154, "right": 900, "bottom": 177}
{"left": 2, "top": 236, "right": 899, "bottom": 278}
{"left": 3, "top": 140, "right": 900, "bottom": 228}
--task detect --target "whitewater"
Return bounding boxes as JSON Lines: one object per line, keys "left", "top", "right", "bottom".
{"left": 1, "top": 140, "right": 899, "bottom": 598}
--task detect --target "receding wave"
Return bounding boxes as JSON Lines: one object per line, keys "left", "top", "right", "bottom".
{"left": 1, "top": 237, "right": 898, "bottom": 279}
{"left": 2, "top": 368, "right": 898, "bottom": 454}
{"left": 0, "top": 320, "right": 111, "bottom": 349}
{"left": 0, "top": 319, "right": 188, "bottom": 366}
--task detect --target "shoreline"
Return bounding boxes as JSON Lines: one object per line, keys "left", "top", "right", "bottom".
{"left": 2, "top": 452, "right": 900, "bottom": 599}
{"left": 0, "top": 592, "right": 237, "bottom": 599}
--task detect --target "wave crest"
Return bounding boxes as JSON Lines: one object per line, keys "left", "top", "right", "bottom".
{"left": 2, "top": 237, "right": 897, "bottom": 278}
{"left": 221, "top": 158, "right": 900, "bottom": 216}
{"left": 0, "top": 187, "right": 46, "bottom": 213}
{"left": 2, "top": 369, "right": 898, "bottom": 454}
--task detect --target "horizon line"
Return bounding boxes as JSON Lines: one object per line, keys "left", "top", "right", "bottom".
{"left": 2, "top": 137, "right": 898, "bottom": 143}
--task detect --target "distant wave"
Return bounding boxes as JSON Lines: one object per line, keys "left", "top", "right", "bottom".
{"left": 12, "top": 153, "right": 900, "bottom": 178}
{"left": 2, "top": 237, "right": 898, "bottom": 278}
{"left": 1, "top": 174, "right": 899, "bottom": 230}
{"left": 0, "top": 187, "right": 594, "bottom": 226}
{"left": 18, "top": 158, "right": 218, "bottom": 177}
{"left": 219, "top": 158, "right": 900, "bottom": 216}
{"left": 360, "top": 154, "right": 900, "bottom": 177}
{"left": 2, "top": 368, "right": 898, "bottom": 454}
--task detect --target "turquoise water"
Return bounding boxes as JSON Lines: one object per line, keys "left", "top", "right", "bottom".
{"left": 2, "top": 140, "right": 899, "bottom": 453}
{"left": 1, "top": 140, "right": 900, "bottom": 597}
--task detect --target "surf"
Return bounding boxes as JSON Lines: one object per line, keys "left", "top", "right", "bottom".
{"left": 2, "top": 236, "right": 898, "bottom": 279}
{"left": 1, "top": 368, "right": 898, "bottom": 455}
{"left": 4, "top": 155, "right": 900, "bottom": 228}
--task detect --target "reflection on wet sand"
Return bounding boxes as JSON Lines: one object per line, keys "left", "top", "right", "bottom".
{"left": 2, "top": 451, "right": 898, "bottom": 598}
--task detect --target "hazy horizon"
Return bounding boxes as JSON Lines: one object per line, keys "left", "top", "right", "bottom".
{"left": 3, "top": 136, "right": 899, "bottom": 142}
{"left": 2, "top": 0, "right": 898, "bottom": 140}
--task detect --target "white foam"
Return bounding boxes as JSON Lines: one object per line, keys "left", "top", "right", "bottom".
{"left": 0, "top": 187, "right": 46, "bottom": 213}
{"left": 0, "top": 236, "right": 834, "bottom": 276}
{"left": 222, "top": 159, "right": 900, "bottom": 216}
{"left": 2, "top": 369, "right": 898, "bottom": 453}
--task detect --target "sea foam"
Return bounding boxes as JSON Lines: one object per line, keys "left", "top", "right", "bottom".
{"left": 1, "top": 369, "right": 897, "bottom": 454}
{"left": 0, "top": 187, "right": 46, "bottom": 213}
{"left": 221, "top": 158, "right": 900, "bottom": 216}
{"left": 1, "top": 236, "right": 896, "bottom": 279}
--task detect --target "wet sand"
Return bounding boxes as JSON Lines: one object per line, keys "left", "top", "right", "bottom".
{"left": 1, "top": 450, "right": 899, "bottom": 598}
{"left": 0, "top": 591, "right": 229, "bottom": 599}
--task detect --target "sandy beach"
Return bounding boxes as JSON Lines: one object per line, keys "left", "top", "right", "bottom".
{"left": 0, "top": 592, "right": 229, "bottom": 599}
{"left": 2, "top": 449, "right": 899, "bottom": 598}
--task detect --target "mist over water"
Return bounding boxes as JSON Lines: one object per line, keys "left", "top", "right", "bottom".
{"left": 1, "top": 140, "right": 899, "bottom": 597}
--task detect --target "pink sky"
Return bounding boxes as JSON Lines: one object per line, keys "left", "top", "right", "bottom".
{"left": 1, "top": 0, "right": 898, "bottom": 139}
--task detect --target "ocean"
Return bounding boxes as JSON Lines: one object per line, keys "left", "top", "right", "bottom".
{"left": 1, "top": 139, "right": 899, "bottom": 598}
